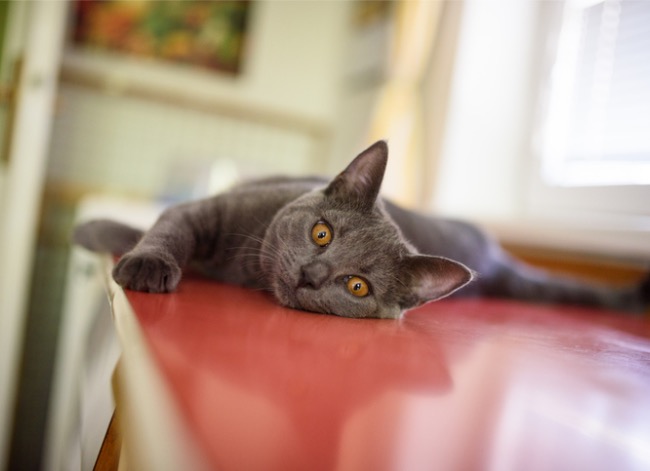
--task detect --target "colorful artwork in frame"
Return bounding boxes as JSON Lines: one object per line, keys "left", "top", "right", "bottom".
{"left": 71, "top": 0, "right": 252, "bottom": 75}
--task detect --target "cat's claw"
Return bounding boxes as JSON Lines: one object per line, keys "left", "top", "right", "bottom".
{"left": 112, "top": 251, "right": 181, "bottom": 293}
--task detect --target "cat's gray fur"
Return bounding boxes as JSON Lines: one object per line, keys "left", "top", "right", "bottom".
{"left": 74, "top": 141, "right": 650, "bottom": 318}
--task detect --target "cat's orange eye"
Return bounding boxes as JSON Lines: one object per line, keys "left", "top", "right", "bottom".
{"left": 346, "top": 276, "right": 369, "bottom": 297}
{"left": 311, "top": 221, "right": 333, "bottom": 247}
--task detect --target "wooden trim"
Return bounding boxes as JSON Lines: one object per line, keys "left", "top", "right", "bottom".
{"left": 93, "top": 412, "right": 121, "bottom": 471}
{"left": 504, "top": 243, "right": 647, "bottom": 286}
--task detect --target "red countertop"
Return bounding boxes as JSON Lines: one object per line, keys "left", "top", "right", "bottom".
{"left": 123, "top": 273, "right": 650, "bottom": 471}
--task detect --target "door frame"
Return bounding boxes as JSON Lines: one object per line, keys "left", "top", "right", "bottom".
{"left": 0, "top": 2, "right": 67, "bottom": 468}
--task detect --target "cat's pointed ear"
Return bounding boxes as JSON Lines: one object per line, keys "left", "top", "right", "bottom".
{"left": 399, "top": 255, "right": 474, "bottom": 310}
{"left": 325, "top": 140, "right": 388, "bottom": 211}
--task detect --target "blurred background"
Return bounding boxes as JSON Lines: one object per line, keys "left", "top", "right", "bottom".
{"left": 1, "top": 0, "right": 649, "bottom": 470}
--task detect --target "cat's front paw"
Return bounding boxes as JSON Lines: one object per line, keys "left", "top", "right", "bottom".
{"left": 112, "top": 251, "right": 181, "bottom": 293}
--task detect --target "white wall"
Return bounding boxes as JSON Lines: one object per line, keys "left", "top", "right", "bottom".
{"left": 47, "top": 84, "right": 317, "bottom": 197}
{"left": 431, "top": 0, "right": 540, "bottom": 221}
{"left": 245, "top": 1, "right": 350, "bottom": 123}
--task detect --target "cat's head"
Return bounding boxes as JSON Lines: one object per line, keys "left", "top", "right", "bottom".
{"left": 261, "top": 140, "right": 474, "bottom": 319}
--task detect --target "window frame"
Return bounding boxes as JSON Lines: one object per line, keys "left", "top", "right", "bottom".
{"left": 524, "top": 0, "right": 650, "bottom": 256}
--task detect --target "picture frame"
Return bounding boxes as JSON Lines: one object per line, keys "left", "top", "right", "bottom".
{"left": 71, "top": 0, "right": 251, "bottom": 75}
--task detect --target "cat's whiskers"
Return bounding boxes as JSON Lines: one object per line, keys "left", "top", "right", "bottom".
{"left": 227, "top": 232, "right": 285, "bottom": 260}
{"left": 224, "top": 234, "right": 283, "bottom": 268}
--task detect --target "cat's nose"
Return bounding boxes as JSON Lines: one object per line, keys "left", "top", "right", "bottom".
{"left": 298, "top": 261, "right": 330, "bottom": 289}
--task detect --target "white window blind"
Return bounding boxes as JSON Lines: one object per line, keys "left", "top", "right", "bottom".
{"left": 542, "top": 0, "right": 650, "bottom": 186}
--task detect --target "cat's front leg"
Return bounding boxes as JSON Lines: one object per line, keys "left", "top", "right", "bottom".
{"left": 113, "top": 250, "right": 182, "bottom": 292}
{"left": 112, "top": 199, "right": 214, "bottom": 293}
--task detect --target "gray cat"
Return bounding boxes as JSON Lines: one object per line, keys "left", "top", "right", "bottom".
{"left": 74, "top": 141, "right": 650, "bottom": 318}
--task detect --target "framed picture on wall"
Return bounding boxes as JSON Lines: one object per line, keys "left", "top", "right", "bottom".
{"left": 71, "top": 0, "right": 251, "bottom": 75}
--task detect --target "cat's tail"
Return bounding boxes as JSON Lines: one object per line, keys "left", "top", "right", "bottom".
{"left": 483, "top": 253, "right": 650, "bottom": 314}
{"left": 73, "top": 219, "right": 144, "bottom": 256}
{"left": 638, "top": 272, "right": 650, "bottom": 308}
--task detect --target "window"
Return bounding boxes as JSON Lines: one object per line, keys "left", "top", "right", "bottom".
{"left": 541, "top": 0, "right": 650, "bottom": 187}
{"left": 428, "top": 0, "right": 649, "bottom": 257}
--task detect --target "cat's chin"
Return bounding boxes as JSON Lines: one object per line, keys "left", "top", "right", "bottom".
{"left": 272, "top": 277, "right": 302, "bottom": 310}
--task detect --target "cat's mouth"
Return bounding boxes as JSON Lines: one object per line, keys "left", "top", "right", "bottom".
{"left": 273, "top": 276, "right": 302, "bottom": 310}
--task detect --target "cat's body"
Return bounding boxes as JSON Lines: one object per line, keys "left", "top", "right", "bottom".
{"left": 74, "top": 141, "right": 650, "bottom": 318}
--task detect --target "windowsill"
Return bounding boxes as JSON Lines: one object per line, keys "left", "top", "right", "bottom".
{"left": 480, "top": 217, "right": 650, "bottom": 265}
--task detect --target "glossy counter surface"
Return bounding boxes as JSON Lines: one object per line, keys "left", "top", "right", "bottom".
{"left": 120, "top": 273, "right": 650, "bottom": 471}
